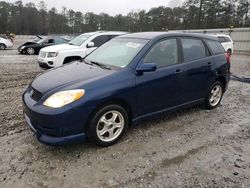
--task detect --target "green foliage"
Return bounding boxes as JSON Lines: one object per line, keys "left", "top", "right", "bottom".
{"left": 0, "top": 0, "right": 249, "bottom": 34}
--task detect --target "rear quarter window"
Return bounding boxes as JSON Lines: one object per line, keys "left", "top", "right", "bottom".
{"left": 218, "top": 37, "right": 226, "bottom": 43}
{"left": 225, "top": 37, "right": 232, "bottom": 42}
{"left": 205, "top": 39, "right": 225, "bottom": 54}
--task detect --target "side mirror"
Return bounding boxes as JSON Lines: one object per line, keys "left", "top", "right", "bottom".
{"left": 87, "top": 42, "right": 95, "bottom": 48}
{"left": 136, "top": 63, "right": 157, "bottom": 75}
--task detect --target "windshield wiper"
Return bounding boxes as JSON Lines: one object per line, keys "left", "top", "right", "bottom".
{"left": 90, "top": 61, "right": 111, "bottom": 70}
{"left": 82, "top": 60, "right": 92, "bottom": 65}
{"left": 82, "top": 59, "right": 111, "bottom": 70}
{"left": 68, "top": 42, "right": 75, "bottom": 45}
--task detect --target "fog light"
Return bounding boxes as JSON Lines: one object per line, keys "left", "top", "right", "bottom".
{"left": 48, "top": 61, "right": 53, "bottom": 65}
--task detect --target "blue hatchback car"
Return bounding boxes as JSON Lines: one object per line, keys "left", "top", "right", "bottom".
{"left": 22, "top": 32, "right": 230, "bottom": 146}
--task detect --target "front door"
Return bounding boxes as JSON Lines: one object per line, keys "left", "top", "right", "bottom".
{"left": 136, "top": 38, "right": 185, "bottom": 117}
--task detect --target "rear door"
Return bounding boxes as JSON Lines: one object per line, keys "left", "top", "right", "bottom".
{"left": 136, "top": 38, "right": 185, "bottom": 116}
{"left": 179, "top": 37, "right": 214, "bottom": 103}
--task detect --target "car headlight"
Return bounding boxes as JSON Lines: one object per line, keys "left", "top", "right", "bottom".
{"left": 21, "top": 46, "right": 25, "bottom": 50}
{"left": 47, "top": 52, "right": 58, "bottom": 58}
{"left": 43, "top": 89, "right": 85, "bottom": 108}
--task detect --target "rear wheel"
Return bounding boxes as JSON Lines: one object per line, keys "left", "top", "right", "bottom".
{"left": 0, "top": 43, "right": 6, "bottom": 50}
{"left": 26, "top": 47, "right": 35, "bottom": 55}
{"left": 87, "top": 105, "right": 128, "bottom": 147}
{"left": 205, "top": 81, "right": 224, "bottom": 109}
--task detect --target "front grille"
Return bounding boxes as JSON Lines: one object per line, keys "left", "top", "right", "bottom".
{"left": 30, "top": 87, "right": 42, "bottom": 101}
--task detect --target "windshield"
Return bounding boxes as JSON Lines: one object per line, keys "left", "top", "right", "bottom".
{"left": 35, "top": 38, "right": 47, "bottom": 44}
{"left": 85, "top": 38, "right": 148, "bottom": 68}
{"left": 68, "top": 34, "right": 92, "bottom": 46}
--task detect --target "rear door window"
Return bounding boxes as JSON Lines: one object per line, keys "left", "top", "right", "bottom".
{"left": 181, "top": 38, "right": 207, "bottom": 62}
{"left": 205, "top": 39, "right": 225, "bottom": 54}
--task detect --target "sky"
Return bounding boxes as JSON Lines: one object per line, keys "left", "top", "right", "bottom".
{"left": 4, "top": 0, "right": 183, "bottom": 15}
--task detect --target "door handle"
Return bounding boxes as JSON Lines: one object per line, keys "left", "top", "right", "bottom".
{"left": 175, "top": 69, "right": 183, "bottom": 74}
{"left": 208, "top": 62, "right": 212, "bottom": 66}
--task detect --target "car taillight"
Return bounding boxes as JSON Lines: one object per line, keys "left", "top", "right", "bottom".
{"left": 225, "top": 53, "right": 231, "bottom": 64}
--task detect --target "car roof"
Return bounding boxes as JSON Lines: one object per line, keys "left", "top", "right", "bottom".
{"left": 117, "top": 32, "right": 219, "bottom": 41}
{"left": 78, "top": 31, "right": 128, "bottom": 36}
{"left": 214, "top": 34, "right": 230, "bottom": 37}
{"left": 95, "top": 31, "right": 128, "bottom": 35}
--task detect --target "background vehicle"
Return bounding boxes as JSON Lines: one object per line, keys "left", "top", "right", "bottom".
{"left": 37, "top": 31, "right": 127, "bottom": 69}
{"left": 18, "top": 36, "right": 69, "bottom": 55}
{"left": 23, "top": 32, "right": 230, "bottom": 146}
{"left": 0, "top": 37, "right": 13, "bottom": 50}
{"left": 215, "top": 34, "right": 234, "bottom": 55}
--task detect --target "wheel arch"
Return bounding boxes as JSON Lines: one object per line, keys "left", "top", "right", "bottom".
{"left": 85, "top": 98, "right": 133, "bottom": 132}
{"left": 63, "top": 56, "right": 82, "bottom": 64}
{"left": 0, "top": 43, "right": 6, "bottom": 49}
{"left": 216, "top": 76, "right": 227, "bottom": 92}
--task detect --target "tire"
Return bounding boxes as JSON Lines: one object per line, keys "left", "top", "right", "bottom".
{"left": 87, "top": 104, "right": 129, "bottom": 147}
{"left": 205, "top": 81, "right": 224, "bottom": 109}
{"left": 0, "top": 43, "right": 6, "bottom": 50}
{"left": 26, "top": 47, "right": 35, "bottom": 55}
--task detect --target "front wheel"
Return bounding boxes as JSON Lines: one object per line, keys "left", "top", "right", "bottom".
{"left": 205, "top": 81, "right": 224, "bottom": 109}
{"left": 26, "top": 47, "right": 35, "bottom": 55}
{"left": 0, "top": 43, "right": 6, "bottom": 50}
{"left": 87, "top": 105, "right": 128, "bottom": 147}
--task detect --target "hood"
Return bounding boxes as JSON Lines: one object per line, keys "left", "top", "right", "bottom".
{"left": 41, "top": 44, "right": 81, "bottom": 52}
{"left": 31, "top": 61, "right": 113, "bottom": 94}
{"left": 0, "top": 37, "right": 11, "bottom": 43}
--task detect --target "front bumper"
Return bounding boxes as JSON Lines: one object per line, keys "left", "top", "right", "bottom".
{"left": 24, "top": 114, "right": 86, "bottom": 146}
{"left": 22, "top": 89, "right": 95, "bottom": 145}
{"left": 24, "top": 114, "right": 86, "bottom": 145}
{"left": 38, "top": 61, "right": 53, "bottom": 69}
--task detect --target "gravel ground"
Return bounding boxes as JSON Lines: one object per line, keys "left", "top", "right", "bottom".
{"left": 0, "top": 43, "right": 250, "bottom": 188}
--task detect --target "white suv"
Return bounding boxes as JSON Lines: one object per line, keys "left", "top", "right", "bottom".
{"left": 38, "top": 31, "right": 127, "bottom": 68}
{"left": 215, "top": 34, "right": 234, "bottom": 55}
{"left": 0, "top": 37, "right": 13, "bottom": 50}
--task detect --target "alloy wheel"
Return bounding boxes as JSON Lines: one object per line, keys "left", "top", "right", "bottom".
{"left": 209, "top": 84, "right": 223, "bottom": 107}
{"left": 96, "top": 110, "right": 124, "bottom": 142}
{"left": 27, "top": 48, "right": 35, "bottom": 55}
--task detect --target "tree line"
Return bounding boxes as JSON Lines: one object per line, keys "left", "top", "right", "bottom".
{"left": 0, "top": 0, "right": 249, "bottom": 35}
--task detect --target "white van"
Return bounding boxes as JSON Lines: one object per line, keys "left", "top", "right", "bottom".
{"left": 38, "top": 31, "right": 127, "bottom": 68}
